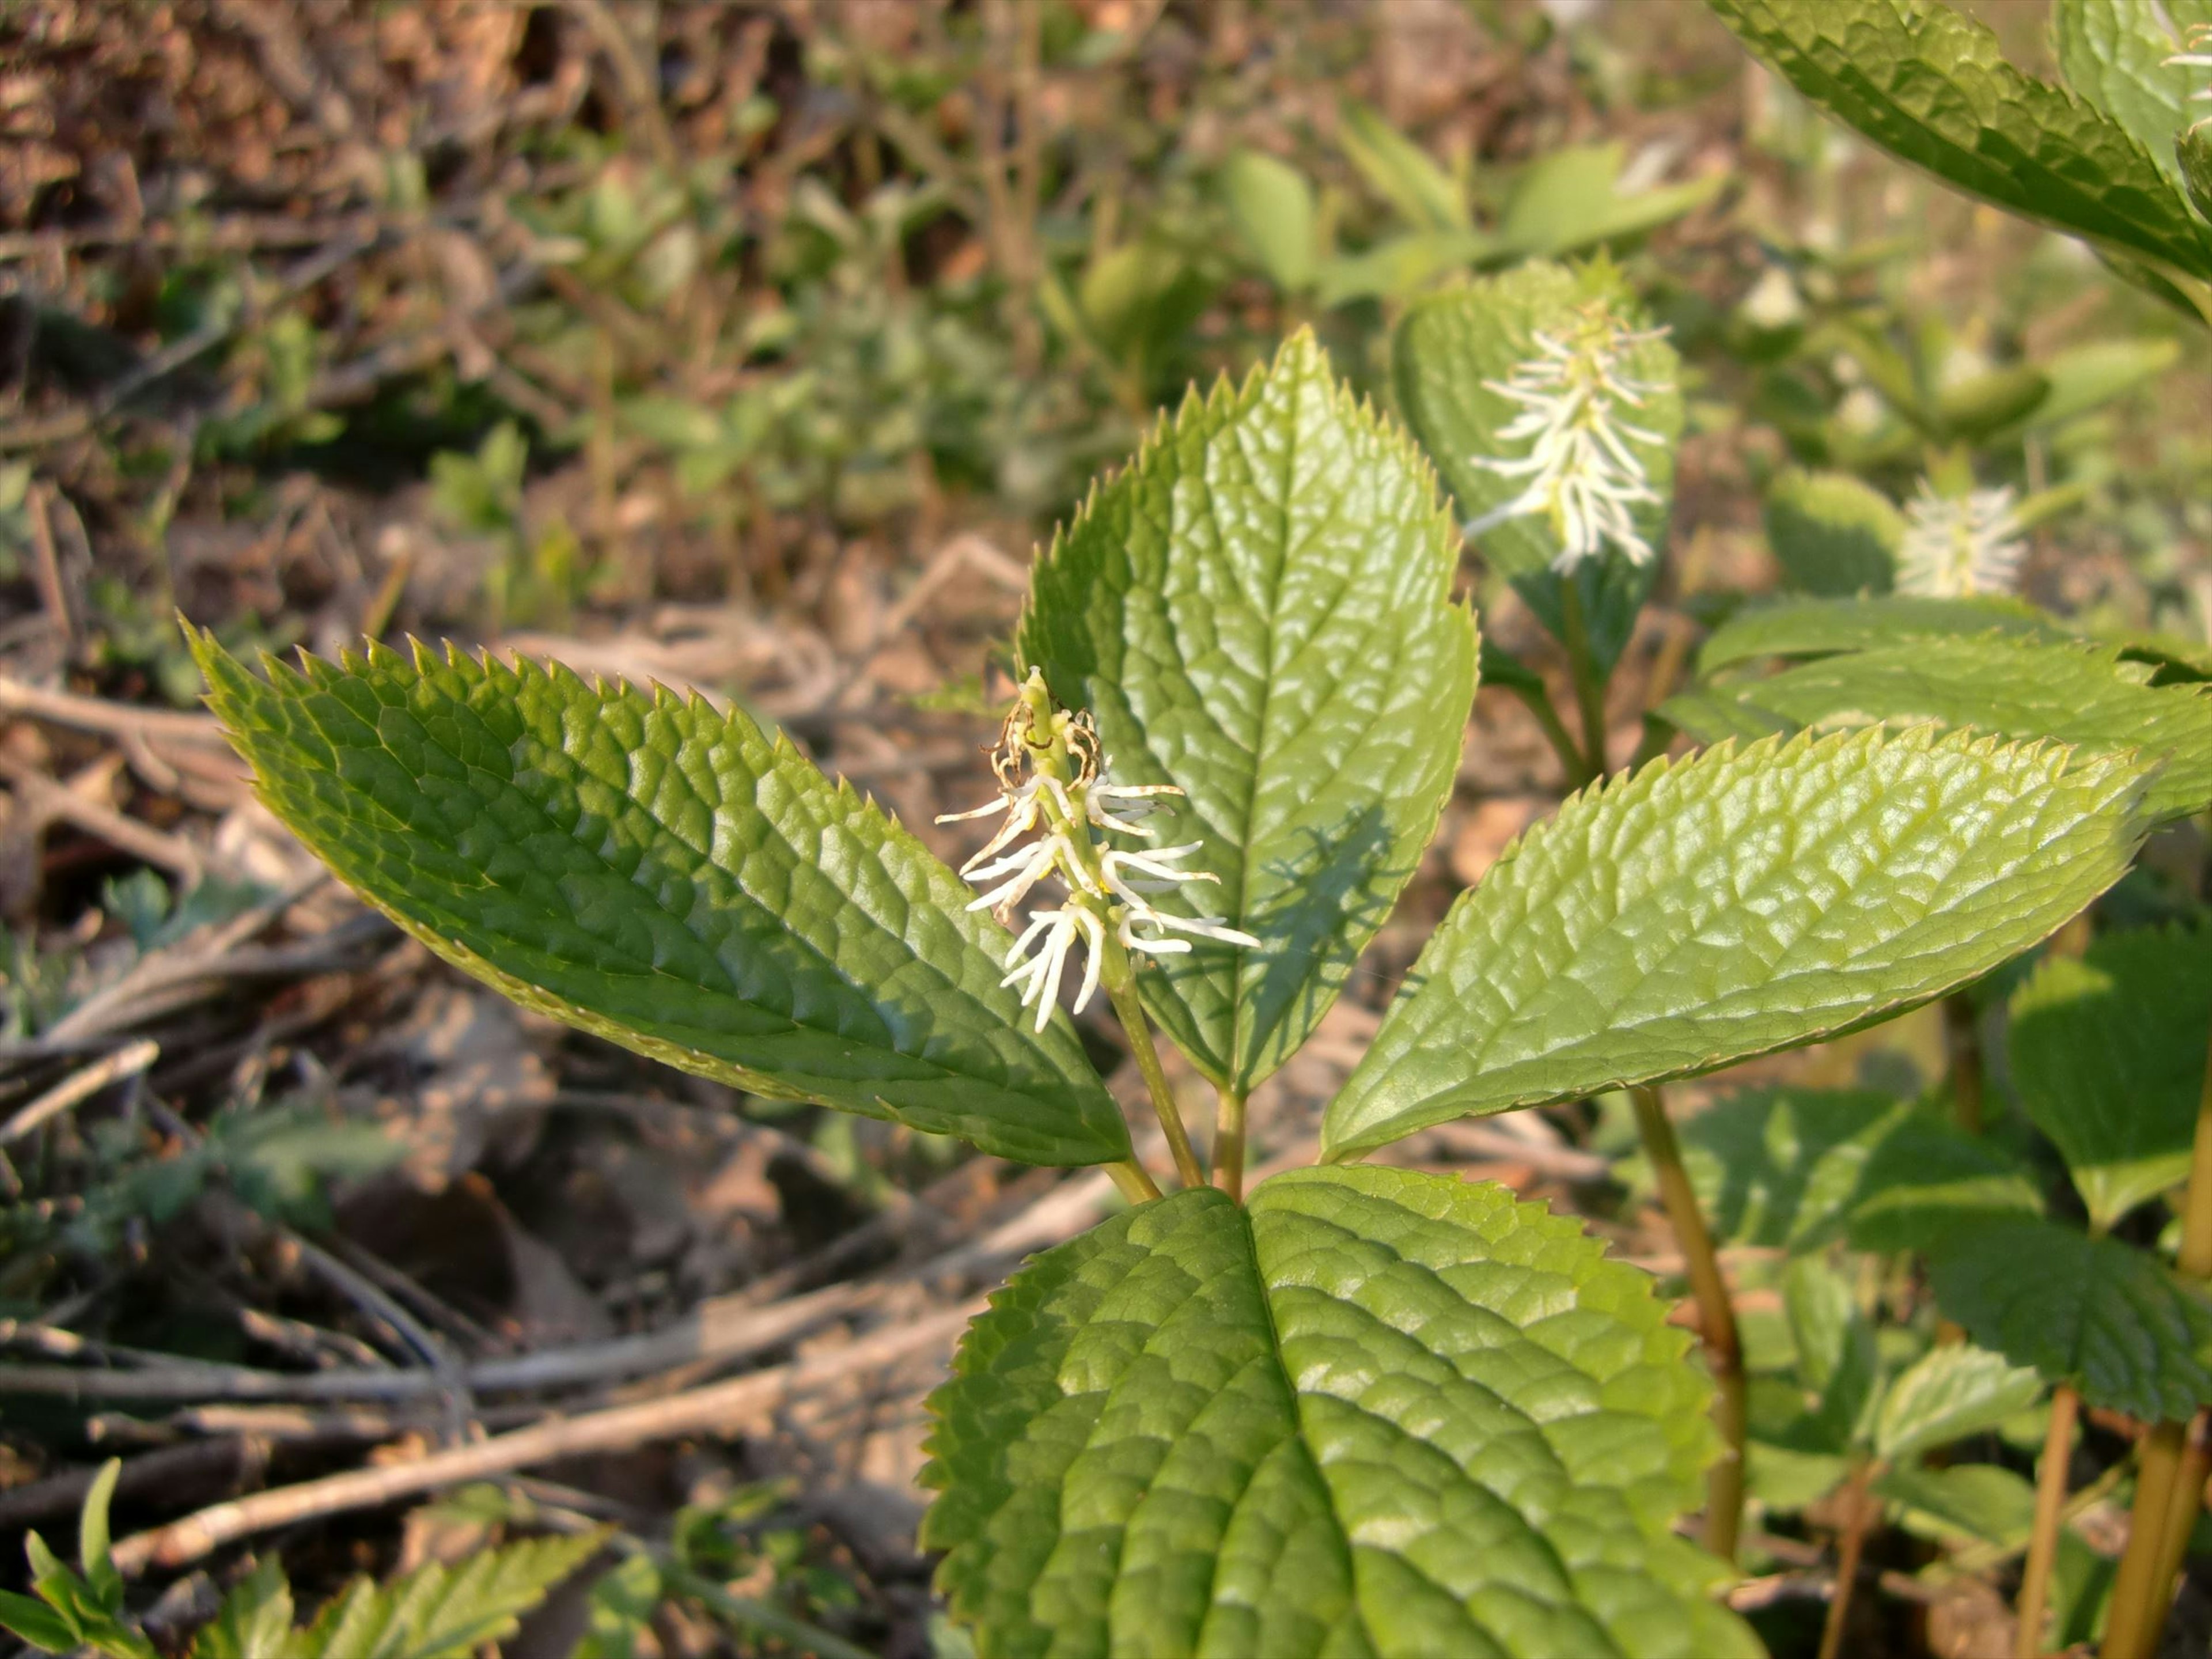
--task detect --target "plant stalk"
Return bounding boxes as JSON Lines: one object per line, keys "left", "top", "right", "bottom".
{"left": 1942, "top": 992, "right": 1984, "bottom": 1134}
{"left": 1817, "top": 1457, "right": 1879, "bottom": 1659}
{"left": 1103, "top": 940, "right": 1206, "bottom": 1191}
{"left": 1557, "top": 579, "right": 1611, "bottom": 785}
{"left": 1107, "top": 1159, "right": 1162, "bottom": 1205}
{"left": 1630, "top": 1082, "right": 1745, "bottom": 1560}
{"left": 2016, "top": 1382, "right": 2079, "bottom": 1659}
{"left": 2103, "top": 1022, "right": 2212, "bottom": 1659}
{"left": 1509, "top": 683, "right": 1590, "bottom": 789}
{"left": 1214, "top": 1085, "right": 1248, "bottom": 1203}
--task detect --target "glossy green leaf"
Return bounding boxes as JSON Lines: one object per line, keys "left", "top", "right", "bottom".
{"left": 1666, "top": 1090, "right": 2043, "bottom": 1255}
{"left": 190, "top": 631, "right": 1130, "bottom": 1168}
{"left": 1494, "top": 144, "right": 1726, "bottom": 261}
{"left": 1707, "top": 0, "right": 2212, "bottom": 283}
{"left": 1926, "top": 1217, "right": 2212, "bottom": 1421}
{"left": 2008, "top": 925, "right": 2212, "bottom": 1233}
{"left": 1219, "top": 150, "right": 1318, "bottom": 292}
{"left": 2052, "top": 0, "right": 2212, "bottom": 182}
{"left": 1695, "top": 594, "right": 2060, "bottom": 677}
{"left": 1760, "top": 469, "right": 1903, "bottom": 597}
{"left": 1675, "top": 636, "right": 2212, "bottom": 822}
{"left": 1019, "top": 331, "right": 1476, "bottom": 1093}
{"left": 1872, "top": 1344, "right": 2044, "bottom": 1462}
{"left": 1323, "top": 726, "right": 2154, "bottom": 1160}
{"left": 922, "top": 1167, "right": 1756, "bottom": 1659}
{"left": 1337, "top": 100, "right": 1470, "bottom": 233}
{"left": 1393, "top": 262, "right": 1681, "bottom": 676}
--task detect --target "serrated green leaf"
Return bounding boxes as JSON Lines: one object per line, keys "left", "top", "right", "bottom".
{"left": 191, "top": 1560, "right": 294, "bottom": 1659}
{"left": 2053, "top": 0, "right": 2212, "bottom": 183}
{"left": 1018, "top": 331, "right": 1476, "bottom": 1093}
{"left": 1695, "top": 594, "right": 2061, "bottom": 676}
{"left": 1219, "top": 150, "right": 1318, "bottom": 291}
{"left": 1783, "top": 1257, "right": 1878, "bottom": 1449}
{"left": 1323, "top": 726, "right": 2153, "bottom": 1160}
{"left": 1707, "top": 0, "right": 2212, "bottom": 283}
{"left": 1681, "top": 635, "right": 2212, "bottom": 821}
{"left": 1873, "top": 1344, "right": 2044, "bottom": 1461}
{"left": 1926, "top": 1217, "right": 2212, "bottom": 1421}
{"left": 189, "top": 631, "right": 1128, "bottom": 1168}
{"left": 1337, "top": 100, "right": 1470, "bottom": 233}
{"left": 1760, "top": 469, "right": 1904, "bottom": 597}
{"left": 300, "top": 1531, "right": 603, "bottom": 1659}
{"left": 1667, "top": 1089, "right": 2043, "bottom": 1255}
{"left": 922, "top": 1167, "right": 1756, "bottom": 1659}
{"left": 1874, "top": 1461, "right": 2036, "bottom": 1547}
{"left": 1393, "top": 262, "right": 1681, "bottom": 676}
{"left": 1494, "top": 144, "right": 1726, "bottom": 262}
{"left": 2008, "top": 925, "right": 2212, "bottom": 1232}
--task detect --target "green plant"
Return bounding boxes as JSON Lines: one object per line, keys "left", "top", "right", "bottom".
{"left": 183, "top": 296, "right": 2212, "bottom": 1654}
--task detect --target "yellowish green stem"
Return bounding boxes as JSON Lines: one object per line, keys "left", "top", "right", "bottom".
{"left": 1214, "top": 1086, "right": 1248, "bottom": 1203}
{"left": 2016, "top": 1382, "right": 2078, "bottom": 1659}
{"left": 1103, "top": 936, "right": 1206, "bottom": 1191}
{"left": 1557, "top": 578, "right": 1611, "bottom": 786}
{"left": 1631, "top": 1083, "right": 1745, "bottom": 1560}
{"left": 1108, "top": 1159, "right": 1162, "bottom": 1205}
{"left": 1817, "top": 1456, "right": 1879, "bottom": 1659}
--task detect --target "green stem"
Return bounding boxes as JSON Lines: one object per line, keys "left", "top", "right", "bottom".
{"left": 2104, "top": 1023, "right": 2212, "bottom": 1659}
{"left": 1943, "top": 992, "right": 1985, "bottom": 1135}
{"left": 2016, "top": 1382, "right": 2079, "bottom": 1659}
{"left": 1108, "top": 1158, "right": 1162, "bottom": 1205}
{"left": 1509, "top": 683, "right": 1590, "bottom": 788}
{"left": 1557, "top": 578, "right": 1611, "bottom": 785}
{"left": 1631, "top": 1083, "right": 1745, "bottom": 1560}
{"left": 1214, "top": 1085, "right": 1248, "bottom": 1203}
{"left": 1103, "top": 936, "right": 1206, "bottom": 1191}
{"left": 1817, "top": 1457, "right": 1880, "bottom": 1659}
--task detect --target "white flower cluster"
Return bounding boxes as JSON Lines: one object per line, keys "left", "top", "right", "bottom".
{"left": 1471, "top": 304, "right": 1673, "bottom": 574}
{"left": 2169, "top": 26, "right": 2212, "bottom": 131}
{"left": 1895, "top": 483, "right": 2027, "bottom": 599}
{"left": 939, "top": 698, "right": 1257, "bottom": 1032}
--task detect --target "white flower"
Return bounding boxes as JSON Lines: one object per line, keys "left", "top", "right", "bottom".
{"left": 1102, "top": 843, "right": 1261, "bottom": 959}
{"left": 999, "top": 907, "right": 1105, "bottom": 1033}
{"left": 1895, "top": 483, "right": 2027, "bottom": 599}
{"left": 2169, "top": 26, "right": 2212, "bottom": 130}
{"left": 1469, "top": 305, "right": 1673, "bottom": 574}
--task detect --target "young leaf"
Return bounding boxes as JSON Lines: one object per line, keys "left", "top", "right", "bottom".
{"left": 1323, "top": 726, "right": 2154, "bottom": 1160}
{"left": 1393, "top": 262, "right": 1681, "bottom": 677}
{"left": 1218, "top": 150, "right": 1318, "bottom": 292}
{"left": 2008, "top": 925, "right": 2212, "bottom": 1232}
{"left": 1336, "top": 100, "right": 1471, "bottom": 233}
{"left": 1666, "top": 1089, "right": 2043, "bottom": 1254}
{"left": 1761, "top": 468, "right": 1904, "bottom": 597}
{"left": 1783, "top": 1257, "right": 1878, "bottom": 1448}
{"left": 1019, "top": 331, "right": 1477, "bottom": 1092}
{"left": 1707, "top": 0, "right": 2212, "bottom": 284}
{"left": 1873, "top": 1344, "right": 2044, "bottom": 1462}
{"left": 1669, "top": 636, "right": 2212, "bottom": 822}
{"left": 2052, "top": 0, "right": 2212, "bottom": 182}
{"left": 922, "top": 1167, "right": 1757, "bottom": 1658}
{"left": 189, "top": 631, "right": 1130, "bottom": 1168}
{"left": 188, "top": 1559, "right": 293, "bottom": 1659}
{"left": 1494, "top": 143, "right": 1726, "bottom": 262}
{"left": 301, "top": 1531, "right": 605, "bottom": 1659}
{"left": 79, "top": 1458, "right": 121, "bottom": 1609}
{"left": 1926, "top": 1217, "right": 2212, "bottom": 1422}
{"left": 1875, "top": 1461, "right": 2037, "bottom": 1547}
{"left": 0, "top": 1592, "right": 79, "bottom": 1655}
{"left": 1695, "top": 594, "right": 2063, "bottom": 676}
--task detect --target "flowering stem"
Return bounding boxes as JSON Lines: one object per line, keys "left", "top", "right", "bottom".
{"left": 1101, "top": 937, "right": 1206, "bottom": 1191}
{"left": 2103, "top": 1021, "right": 2212, "bottom": 1659}
{"left": 1507, "top": 683, "right": 1590, "bottom": 789}
{"left": 1107, "top": 1158, "right": 1162, "bottom": 1205}
{"left": 1631, "top": 1083, "right": 1744, "bottom": 1559}
{"left": 2016, "top": 1382, "right": 2079, "bottom": 1659}
{"left": 1558, "top": 579, "right": 1610, "bottom": 785}
{"left": 1214, "top": 1086, "right": 1248, "bottom": 1203}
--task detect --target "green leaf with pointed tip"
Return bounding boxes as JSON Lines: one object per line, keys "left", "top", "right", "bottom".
{"left": 1875, "top": 1461, "right": 2036, "bottom": 1547}
{"left": 1926, "top": 1217, "right": 2212, "bottom": 1421}
{"left": 2053, "top": 0, "right": 2212, "bottom": 183}
{"left": 78, "top": 1460, "right": 120, "bottom": 1609}
{"left": 1018, "top": 331, "right": 1476, "bottom": 1093}
{"left": 189, "top": 1560, "right": 292, "bottom": 1659}
{"left": 1695, "top": 594, "right": 2062, "bottom": 677}
{"left": 922, "top": 1167, "right": 1756, "bottom": 1659}
{"left": 1219, "top": 150, "right": 1318, "bottom": 292}
{"left": 301, "top": 1531, "right": 605, "bottom": 1659}
{"left": 1678, "top": 635, "right": 2212, "bottom": 822}
{"left": 0, "top": 1592, "right": 77, "bottom": 1655}
{"left": 1665, "top": 1090, "right": 2042, "bottom": 1255}
{"left": 1933, "top": 364, "right": 2050, "bottom": 440}
{"left": 1337, "top": 100, "right": 1470, "bottom": 233}
{"left": 188, "top": 630, "right": 1129, "bottom": 1168}
{"left": 1495, "top": 144, "right": 1726, "bottom": 262}
{"left": 1783, "top": 1257, "right": 1879, "bottom": 1448}
{"left": 1706, "top": 0, "right": 2212, "bottom": 283}
{"left": 1761, "top": 469, "right": 1904, "bottom": 597}
{"left": 1323, "top": 726, "right": 2154, "bottom": 1160}
{"left": 2008, "top": 925, "right": 2212, "bottom": 1233}
{"left": 1873, "top": 1344, "right": 2045, "bottom": 1462}
{"left": 2018, "top": 337, "right": 2184, "bottom": 431}
{"left": 1393, "top": 262, "right": 1681, "bottom": 677}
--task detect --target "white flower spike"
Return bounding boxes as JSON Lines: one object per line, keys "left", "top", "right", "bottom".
{"left": 1469, "top": 301, "right": 1673, "bottom": 574}
{"left": 938, "top": 673, "right": 1256, "bottom": 1028}
{"left": 1895, "top": 482, "right": 2027, "bottom": 599}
